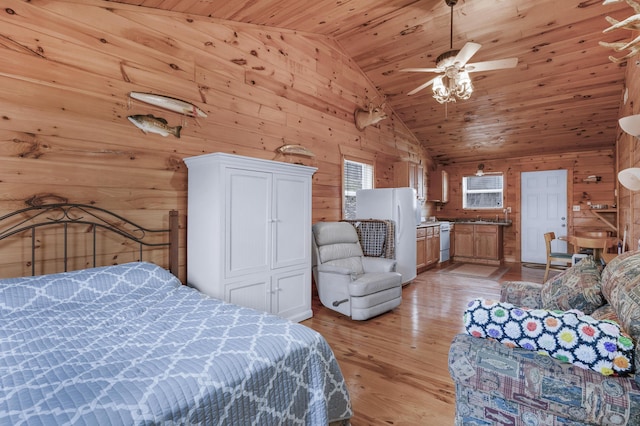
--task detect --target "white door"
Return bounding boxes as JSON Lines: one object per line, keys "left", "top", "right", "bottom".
{"left": 521, "top": 170, "right": 568, "bottom": 263}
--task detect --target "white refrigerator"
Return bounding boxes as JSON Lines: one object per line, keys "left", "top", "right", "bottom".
{"left": 356, "top": 188, "right": 420, "bottom": 284}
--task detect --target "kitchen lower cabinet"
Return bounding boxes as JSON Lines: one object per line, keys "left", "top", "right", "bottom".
{"left": 185, "top": 152, "right": 317, "bottom": 322}
{"left": 450, "top": 224, "right": 455, "bottom": 258}
{"left": 454, "top": 224, "right": 475, "bottom": 258}
{"left": 416, "top": 225, "right": 440, "bottom": 273}
{"left": 453, "top": 224, "right": 504, "bottom": 265}
{"left": 427, "top": 226, "right": 440, "bottom": 266}
{"left": 416, "top": 228, "right": 427, "bottom": 270}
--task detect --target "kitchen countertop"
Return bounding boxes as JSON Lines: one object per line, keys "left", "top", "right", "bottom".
{"left": 448, "top": 219, "right": 512, "bottom": 226}
{"left": 417, "top": 222, "right": 442, "bottom": 228}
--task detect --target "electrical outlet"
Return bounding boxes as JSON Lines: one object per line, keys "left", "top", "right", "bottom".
{"left": 573, "top": 205, "right": 580, "bottom": 211}
{"left": 506, "top": 207, "right": 511, "bottom": 213}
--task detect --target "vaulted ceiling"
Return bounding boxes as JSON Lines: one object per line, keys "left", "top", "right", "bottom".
{"left": 110, "top": 0, "right": 634, "bottom": 165}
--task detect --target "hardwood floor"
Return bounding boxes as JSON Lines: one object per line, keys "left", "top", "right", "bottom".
{"left": 303, "top": 262, "right": 550, "bottom": 425}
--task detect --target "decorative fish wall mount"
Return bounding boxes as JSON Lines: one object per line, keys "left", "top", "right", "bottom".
{"left": 129, "top": 92, "right": 207, "bottom": 118}
{"left": 128, "top": 114, "right": 182, "bottom": 138}
{"left": 275, "top": 144, "right": 315, "bottom": 157}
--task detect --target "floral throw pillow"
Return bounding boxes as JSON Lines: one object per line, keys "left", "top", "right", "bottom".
{"left": 540, "top": 256, "right": 604, "bottom": 314}
{"left": 464, "top": 298, "right": 634, "bottom": 376}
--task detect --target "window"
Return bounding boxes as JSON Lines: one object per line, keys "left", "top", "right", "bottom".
{"left": 463, "top": 174, "right": 504, "bottom": 209}
{"left": 343, "top": 159, "right": 374, "bottom": 219}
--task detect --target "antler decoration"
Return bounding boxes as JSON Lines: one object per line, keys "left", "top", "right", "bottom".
{"left": 600, "top": 0, "right": 640, "bottom": 63}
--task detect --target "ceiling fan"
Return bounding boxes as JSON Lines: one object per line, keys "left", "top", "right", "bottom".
{"left": 400, "top": 0, "right": 518, "bottom": 102}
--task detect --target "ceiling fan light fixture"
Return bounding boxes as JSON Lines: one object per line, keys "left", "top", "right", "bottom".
{"left": 430, "top": 2, "right": 474, "bottom": 104}
{"left": 432, "top": 76, "right": 450, "bottom": 103}
{"left": 400, "top": 0, "right": 518, "bottom": 100}
{"left": 455, "top": 71, "right": 473, "bottom": 100}
{"left": 432, "top": 70, "right": 473, "bottom": 104}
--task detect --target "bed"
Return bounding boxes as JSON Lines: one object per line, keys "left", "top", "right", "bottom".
{"left": 0, "top": 204, "right": 352, "bottom": 425}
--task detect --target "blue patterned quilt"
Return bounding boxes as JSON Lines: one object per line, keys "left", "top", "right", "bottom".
{"left": 0, "top": 262, "right": 352, "bottom": 425}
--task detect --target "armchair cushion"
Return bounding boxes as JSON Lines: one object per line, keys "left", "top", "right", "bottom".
{"left": 540, "top": 256, "right": 604, "bottom": 314}
{"left": 464, "top": 298, "right": 634, "bottom": 376}
{"left": 349, "top": 272, "right": 402, "bottom": 297}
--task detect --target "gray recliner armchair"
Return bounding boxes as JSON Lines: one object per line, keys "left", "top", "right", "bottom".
{"left": 311, "top": 221, "right": 402, "bottom": 320}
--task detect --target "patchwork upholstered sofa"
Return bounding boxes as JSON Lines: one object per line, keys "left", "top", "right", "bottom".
{"left": 449, "top": 251, "right": 640, "bottom": 425}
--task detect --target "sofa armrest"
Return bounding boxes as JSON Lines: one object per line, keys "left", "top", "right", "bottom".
{"left": 449, "top": 333, "right": 640, "bottom": 424}
{"left": 500, "top": 280, "right": 543, "bottom": 308}
{"left": 362, "top": 257, "right": 396, "bottom": 273}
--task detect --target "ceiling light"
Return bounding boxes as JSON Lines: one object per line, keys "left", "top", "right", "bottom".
{"left": 619, "top": 114, "right": 640, "bottom": 137}
{"left": 476, "top": 163, "right": 485, "bottom": 176}
{"left": 618, "top": 167, "right": 640, "bottom": 191}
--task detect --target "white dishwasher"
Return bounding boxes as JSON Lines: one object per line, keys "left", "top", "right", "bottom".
{"left": 439, "top": 221, "right": 451, "bottom": 262}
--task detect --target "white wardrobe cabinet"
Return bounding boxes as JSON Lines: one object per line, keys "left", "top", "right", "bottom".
{"left": 184, "top": 152, "right": 316, "bottom": 322}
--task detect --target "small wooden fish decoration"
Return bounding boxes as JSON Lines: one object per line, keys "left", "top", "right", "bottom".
{"left": 129, "top": 92, "right": 207, "bottom": 118}
{"left": 276, "top": 144, "right": 315, "bottom": 157}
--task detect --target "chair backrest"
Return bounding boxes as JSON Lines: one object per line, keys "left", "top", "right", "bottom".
{"left": 572, "top": 236, "right": 610, "bottom": 251}
{"left": 312, "top": 222, "right": 364, "bottom": 274}
{"left": 544, "top": 232, "right": 556, "bottom": 255}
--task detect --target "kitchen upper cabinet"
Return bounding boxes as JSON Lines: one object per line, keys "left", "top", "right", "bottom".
{"left": 428, "top": 169, "right": 449, "bottom": 203}
{"left": 184, "top": 152, "right": 316, "bottom": 322}
{"left": 453, "top": 224, "right": 504, "bottom": 265}
{"left": 394, "top": 161, "right": 425, "bottom": 200}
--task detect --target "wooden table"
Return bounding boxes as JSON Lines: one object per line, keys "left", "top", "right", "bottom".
{"left": 558, "top": 235, "right": 617, "bottom": 264}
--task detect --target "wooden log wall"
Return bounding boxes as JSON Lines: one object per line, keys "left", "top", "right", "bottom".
{"left": 617, "top": 56, "right": 640, "bottom": 252}
{"left": 426, "top": 149, "right": 616, "bottom": 263}
{"left": 0, "top": 0, "right": 427, "bottom": 281}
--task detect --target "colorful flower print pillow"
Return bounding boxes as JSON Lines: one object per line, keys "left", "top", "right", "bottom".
{"left": 464, "top": 298, "right": 634, "bottom": 376}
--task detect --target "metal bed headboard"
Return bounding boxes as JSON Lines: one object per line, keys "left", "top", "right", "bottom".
{"left": 0, "top": 203, "right": 179, "bottom": 278}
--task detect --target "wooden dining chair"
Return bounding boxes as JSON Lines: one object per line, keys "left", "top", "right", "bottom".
{"left": 572, "top": 236, "right": 614, "bottom": 263}
{"left": 544, "top": 232, "right": 573, "bottom": 282}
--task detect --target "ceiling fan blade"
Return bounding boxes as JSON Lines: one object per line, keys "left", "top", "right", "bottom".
{"left": 465, "top": 57, "right": 518, "bottom": 72}
{"left": 454, "top": 42, "right": 481, "bottom": 66}
{"left": 399, "top": 67, "right": 441, "bottom": 73}
{"left": 407, "top": 77, "right": 438, "bottom": 96}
